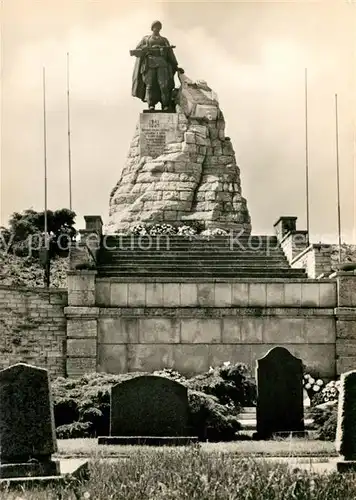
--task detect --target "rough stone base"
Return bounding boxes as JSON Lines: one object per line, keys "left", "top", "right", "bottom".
{"left": 337, "top": 460, "right": 356, "bottom": 472}
{"left": 0, "top": 460, "right": 88, "bottom": 488}
{"left": 98, "top": 436, "right": 199, "bottom": 446}
{"left": 0, "top": 460, "right": 60, "bottom": 479}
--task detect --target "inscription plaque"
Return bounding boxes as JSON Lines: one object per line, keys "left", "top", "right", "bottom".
{"left": 139, "top": 113, "right": 180, "bottom": 159}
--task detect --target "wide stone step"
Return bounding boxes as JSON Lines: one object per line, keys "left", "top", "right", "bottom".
{"left": 99, "top": 261, "right": 292, "bottom": 269}
{"left": 237, "top": 407, "right": 314, "bottom": 430}
{"left": 98, "top": 269, "right": 307, "bottom": 278}
{"left": 100, "top": 249, "right": 286, "bottom": 255}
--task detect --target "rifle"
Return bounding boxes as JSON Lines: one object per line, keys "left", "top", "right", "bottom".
{"left": 130, "top": 45, "right": 176, "bottom": 57}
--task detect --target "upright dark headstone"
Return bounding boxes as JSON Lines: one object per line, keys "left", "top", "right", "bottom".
{"left": 0, "top": 363, "right": 60, "bottom": 479}
{"left": 336, "top": 370, "right": 356, "bottom": 472}
{"left": 255, "top": 347, "right": 304, "bottom": 439}
{"left": 98, "top": 375, "right": 197, "bottom": 445}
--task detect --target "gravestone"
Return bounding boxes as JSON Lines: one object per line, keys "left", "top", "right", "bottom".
{"left": 98, "top": 375, "right": 197, "bottom": 445}
{"left": 255, "top": 347, "right": 305, "bottom": 439}
{"left": 336, "top": 370, "right": 356, "bottom": 472}
{"left": 0, "top": 363, "right": 60, "bottom": 479}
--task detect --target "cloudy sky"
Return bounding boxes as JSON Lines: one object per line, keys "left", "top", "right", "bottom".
{"left": 1, "top": 0, "right": 355, "bottom": 242}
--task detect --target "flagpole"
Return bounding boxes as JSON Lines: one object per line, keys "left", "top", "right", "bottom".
{"left": 43, "top": 67, "right": 48, "bottom": 239}
{"left": 335, "top": 93, "right": 342, "bottom": 263}
{"left": 304, "top": 68, "right": 310, "bottom": 246}
{"left": 42, "top": 67, "right": 51, "bottom": 287}
{"left": 67, "top": 52, "right": 73, "bottom": 211}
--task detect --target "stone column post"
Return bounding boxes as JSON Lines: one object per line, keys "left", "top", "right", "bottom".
{"left": 335, "top": 271, "right": 356, "bottom": 375}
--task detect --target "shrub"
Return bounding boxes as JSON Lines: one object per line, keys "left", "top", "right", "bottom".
{"left": 309, "top": 404, "right": 338, "bottom": 441}
{"left": 186, "top": 362, "right": 256, "bottom": 411}
{"left": 51, "top": 363, "right": 255, "bottom": 440}
{"left": 188, "top": 390, "right": 241, "bottom": 441}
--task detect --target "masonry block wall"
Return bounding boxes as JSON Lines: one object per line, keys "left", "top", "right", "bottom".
{"left": 65, "top": 275, "right": 338, "bottom": 378}
{"left": 0, "top": 285, "right": 67, "bottom": 378}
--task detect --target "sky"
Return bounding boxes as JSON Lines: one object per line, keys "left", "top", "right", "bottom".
{"left": 1, "top": 0, "right": 355, "bottom": 242}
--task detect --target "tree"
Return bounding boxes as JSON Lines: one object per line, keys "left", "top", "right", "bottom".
{"left": 4, "top": 208, "right": 76, "bottom": 257}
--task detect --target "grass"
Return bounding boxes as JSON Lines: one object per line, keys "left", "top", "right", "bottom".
{"left": 0, "top": 448, "right": 354, "bottom": 500}
{"left": 55, "top": 438, "right": 337, "bottom": 458}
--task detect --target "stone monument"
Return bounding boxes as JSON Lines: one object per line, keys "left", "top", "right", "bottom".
{"left": 106, "top": 25, "right": 251, "bottom": 233}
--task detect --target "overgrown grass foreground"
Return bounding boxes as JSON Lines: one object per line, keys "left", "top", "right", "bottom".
{"left": 1, "top": 448, "right": 355, "bottom": 500}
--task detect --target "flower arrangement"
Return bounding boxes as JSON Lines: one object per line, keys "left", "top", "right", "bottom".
{"left": 200, "top": 228, "right": 228, "bottom": 237}
{"left": 177, "top": 225, "right": 197, "bottom": 236}
{"left": 319, "top": 380, "right": 340, "bottom": 403}
{"left": 303, "top": 373, "right": 324, "bottom": 396}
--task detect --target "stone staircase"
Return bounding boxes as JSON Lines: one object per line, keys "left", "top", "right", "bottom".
{"left": 238, "top": 407, "right": 314, "bottom": 432}
{"left": 97, "top": 235, "right": 307, "bottom": 279}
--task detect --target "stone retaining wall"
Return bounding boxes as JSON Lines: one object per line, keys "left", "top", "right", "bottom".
{"left": 0, "top": 285, "right": 67, "bottom": 377}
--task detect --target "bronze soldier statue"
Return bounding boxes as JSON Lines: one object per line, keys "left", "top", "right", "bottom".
{"left": 130, "top": 20, "right": 184, "bottom": 111}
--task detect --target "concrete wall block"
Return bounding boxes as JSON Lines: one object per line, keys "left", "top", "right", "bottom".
{"left": 266, "top": 283, "right": 285, "bottom": 307}
{"left": 68, "top": 291, "right": 95, "bottom": 307}
{"left": 128, "top": 344, "right": 174, "bottom": 372}
{"left": 67, "top": 338, "right": 97, "bottom": 357}
{"left": 240, "top": 317, "right": 263, "bottom": 343}
{"left": 146, "top": 283, "right": 164, "bottom": 307}
{"left": 97, "top": 344, "right": 127, "bottom": 373}
{"left": 284, "top": 283, "right": 302, "bottom": 307}
{"left": 111, "top": 283, "right": 128, "bottom": 307}
{"left": 180, "top": 283, "right": 198, "bottom": 307}
{"left": 197, "top": 283, "right": 215, "bottom": 307}
{"left": 181, "top": 318, "right": 221, "bottom": 343}
{"left": 98, "top": 317, "right": 138, "bottom": 343}
{"left": 336, "top": 320, "right": 356, "bottom": 339}
{"left": 95, "top": 281, "right": 111, "bottom": 306}
{"left": 66, "top": 357, "right": 97, "bottom": 377}
{"left": 173, "top": 344, "right": 210, "bottom": 375}
{"left": 304, "top": 318, "right": 336, "bottom": 343}
{"left": 128, "top": 283, "right": 146, "bottom": 307}
{"left": 163, "top": 283, "right": 181, "bottom": 306}
{"left": 336, "top": 357, "right": 356, "bottom": 376}
{"left": 139, "top": 317, "right": 180, "bottom": 343}
{"left": 67, "top": 273, "right": 96, "bottom": 292}
{"left": 319, "top": 282, "right": 337, "bottom": 307}
{"left": 336, "top": 342, "right": 356, "bottom": 357}
{"left": 222, "top": 318, "right": 241, "bottom": 343}
{"left": 67, "top": 319, "right": 97, "bottom": 338}
{"left": 301, "top": 283, "right": 320, "bottom": 307}
{"left": 231, "top": 283, "right": 249, "bottom": 306}
{"left": 338, "top": 275, "right": 356, "bottom": 307}
{"left": 263, "top": 318, "right": 304, "bottom": 343}
{"left": 248, "top": 283, "right": 267, "bottom": 307}
{"left": 214, "top": 283, "right": 232, "bottom": 307}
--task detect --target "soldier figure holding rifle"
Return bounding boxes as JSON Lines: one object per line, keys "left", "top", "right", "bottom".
{"left": 130, "top": 20, "right": 184, "bottom": 111}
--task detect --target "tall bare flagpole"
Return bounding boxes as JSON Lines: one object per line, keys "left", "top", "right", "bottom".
{"left": 42, "top": 67, "right": 51, "bottom": 287}
{"left": 335, "top": 93, "right": 342, "bottom": 263}
{"left": 67, "top": 52, "right": 73, "bottom": 211}
{"left": 43, "top": 67, "right": 48, "bottom": 240}
{"left": 304, "top": 68, "right": 310, "bottom": 246}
